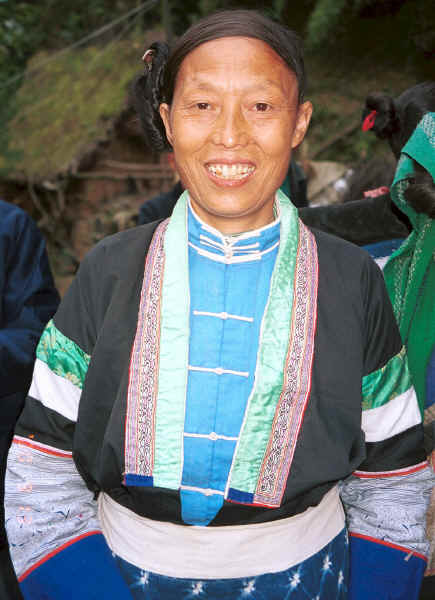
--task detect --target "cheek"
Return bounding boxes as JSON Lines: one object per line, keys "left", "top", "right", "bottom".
{"left": 172, "top": 140, "right": 202, "bottom": 186}
{"left": 171, "top": 114, "right": 210, "bottom": 152}
{"left": 171, "top": 136, "right": 199, "bottom": 176}
{"left": 256, "top": 124, "right": 293, "bottom": 164}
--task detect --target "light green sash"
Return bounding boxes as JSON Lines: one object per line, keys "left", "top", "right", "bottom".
{"left": 125, "top": 190, "right": 318, "bottom": 507}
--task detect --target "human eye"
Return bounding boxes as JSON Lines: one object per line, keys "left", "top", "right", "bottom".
{"left": 180, "top": 97, "right": 214, "bottom": 114}
{"left": 254, "top": 102, "right": 270, "bottom": 112}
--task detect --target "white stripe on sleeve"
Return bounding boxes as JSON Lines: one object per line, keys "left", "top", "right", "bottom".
{"left": 28, "top": 358, "right": 81, "bottom": 422}
{"left": 362, "top": 386, "right": 421, "bottom": 443}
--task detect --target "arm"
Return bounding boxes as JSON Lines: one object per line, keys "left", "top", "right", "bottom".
{"left": 4, "top": 247, "right": 132, "bottom": 599}
{"left": 340, "top": 258, "right": 433, "bottom": 600}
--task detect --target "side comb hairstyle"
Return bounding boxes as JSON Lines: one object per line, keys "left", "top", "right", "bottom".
{"left": 131, "top": 9, "right": 306, "bottom": 152}
{"left": 131, "top": 41, "right": 171, "bottom": 152}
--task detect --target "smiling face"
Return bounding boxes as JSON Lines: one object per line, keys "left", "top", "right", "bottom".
{"left": 159, "top": 37, "right": 312, "bottom": 234}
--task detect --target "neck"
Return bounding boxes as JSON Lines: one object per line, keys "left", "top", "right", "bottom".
{"left": 189, "top": 201, "right": 276, "bottom": 236}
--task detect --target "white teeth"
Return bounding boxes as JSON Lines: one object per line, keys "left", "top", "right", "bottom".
{"left": 207, "top": 164, "right": 255, "bottom": 179}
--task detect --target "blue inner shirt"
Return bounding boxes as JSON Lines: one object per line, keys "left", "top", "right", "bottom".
{"left": 180, "top": 203, "right": 280, "bottom": 525}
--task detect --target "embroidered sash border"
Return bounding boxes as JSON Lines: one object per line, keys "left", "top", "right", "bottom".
{"left": 227, "top": 216, "right": 318, "bottom": 507}
{"left": 153, "top": 193, "right": 190, "bottom": 490}
{"left": 124, "top": 220, "right": 168, "bottom": 484}
{"left": 124, "top": 191, "right": 319, "bottom": 508}
{"left": 255, "top": 221, "right": 318, "bottom": 506}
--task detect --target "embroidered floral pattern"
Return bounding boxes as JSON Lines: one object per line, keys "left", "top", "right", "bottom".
{"left": 36, "top": 320, "right": 90, "bottom": 389}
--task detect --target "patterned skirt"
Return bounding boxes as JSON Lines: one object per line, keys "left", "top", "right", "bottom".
{"left": 114, "top": 528, "right": 349, "bottom": 600}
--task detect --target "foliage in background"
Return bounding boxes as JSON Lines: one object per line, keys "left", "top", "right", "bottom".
{"left": 0, "top": 0, "right": 433, "bottom": 175}
{"left": 170, "top": 0, "right": 288, "bottom": 34}
{"left": 0, "top": 31, "right": 151, "bottom": 178}
{"left": 0, "top": 1, "right": 146, "bottom": 93}
{"left": 305, "top": 0, "right": 434, "bottom": 65}
{"left": 0, "top": 0, "right": 157, "bottom": 173}
{"left": 306, "top": 0, "right": 347, "bottom": 48}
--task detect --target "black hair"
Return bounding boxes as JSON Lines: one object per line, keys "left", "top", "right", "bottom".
{"left": 362, "top": 82, "right": 435, "bottom": 158}
{"left": 132, "top": 9, "right": 306, "bottom": 152}
{"left": 405, "top": 163, "right": 435, "bottom": 219}
{"left": 361, "top": 81, "right": 435, "bottom": 219}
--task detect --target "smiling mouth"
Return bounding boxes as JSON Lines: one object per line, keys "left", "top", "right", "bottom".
{"left": 206, "top": 163, "right": 255, "bottom": 180}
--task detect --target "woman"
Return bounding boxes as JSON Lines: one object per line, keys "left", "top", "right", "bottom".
{"left": 361, "top": 83, "right": 435, "bottom": 599}
{"left": 0, "top": 200, "right": 60, "bottom": 600}
{"left": 361, "top": 82, "right": 435, "bottom": 418}
{"left": 4, "top": 10, "right": 432, "bottom": 600}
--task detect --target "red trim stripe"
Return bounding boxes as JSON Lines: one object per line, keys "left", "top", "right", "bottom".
{"left": 226, "top": 498, "right": 278, "bottom": 509}
{"left": 18, "top": 531, "right": 102, "bottom": 581}
{"left": 14, "top": 436, "right": 72, "bottom": 458}
{"left": 353, "top": 461, "right": 428, "bottom": 479}
{"left": 349, "top": 532, "right": 427, "bottom": 562}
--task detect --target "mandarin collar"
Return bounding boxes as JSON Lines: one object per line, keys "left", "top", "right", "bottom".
{"left": 187, "top": 196, "right": 280, "bottom": 261}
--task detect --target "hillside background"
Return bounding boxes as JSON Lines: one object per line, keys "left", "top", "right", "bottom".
{"left": 0, "top": 0, "right": 433, "bottom": 291}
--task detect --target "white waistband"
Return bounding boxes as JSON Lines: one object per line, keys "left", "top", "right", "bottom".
{"left": 98, "top": 486, "right": 345, "bottom": 579}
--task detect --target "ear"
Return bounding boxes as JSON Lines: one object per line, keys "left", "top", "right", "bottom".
{"left": 159, "top": 103, "right": 174, "bottom": 146}
{"left": 291, "top": 101, "right": 313, "bottom": 149}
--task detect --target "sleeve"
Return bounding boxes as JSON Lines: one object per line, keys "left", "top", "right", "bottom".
{"left": 340, "top": 258, "right": 434, "bottom": 600}
{"left": 4, "top": 246, "right": 132, "bottom": 599}
{"left": 0, "top": 208, "right": 60, "bottom": 412}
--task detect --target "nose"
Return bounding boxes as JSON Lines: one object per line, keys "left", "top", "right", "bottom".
{"left": 211, "top": 104, "right": 248, "bottom": 147}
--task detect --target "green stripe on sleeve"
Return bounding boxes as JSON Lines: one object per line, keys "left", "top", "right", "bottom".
{"left": 36, "top": 320, "right": 91, "bottom": 389}
{"left": 362, "top": 346, "right": 413, "bottom": 411}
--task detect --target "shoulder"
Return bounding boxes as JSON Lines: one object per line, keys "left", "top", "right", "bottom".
{"left": 309, "top": 225, "right": 378, "bottom": 286}
{"left": 54, "top": 221, "right": 163, "bottom": 352}
{"left": 83, "top": 221, "right": 162, "bottom": 273}
{"left": 0, "top": 199, "right": 36, "bottom": 233}
{"left": 94, "top": 220, "right": 161, "bottom": 250}
{"left": 0, "top": 199, "right": 24, "bottom": 218}
{"left": 309, "top": 225, "right": 401, "bottom": 372}
{"left": 0, "top": 201, "right": 45, "bottom": 264}
{"left": 309, "top": 225, "right": 395, "bottom": 327}
{"left": 76, "top": 221, "right": 163, "bottom": 310}
{"left": 76, "top": 221, "right": 163, "bottom": 297}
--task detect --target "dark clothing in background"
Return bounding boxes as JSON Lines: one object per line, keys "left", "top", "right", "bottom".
{"left": 0, "top": 200, "right": 59, "bottom": 599}
{"left": 280, "top": 159, "right": 308, "bottom": 208}
{"left": 138, "top": 181, "right": 184, "bottom": 225}
{"left": 137, "top": 161, "right": 308, "bottom": 226}
{"left": 139, "top": 174, "right": 410, "bottom": 250}
{"left": 299, "top": 192, "right": 410, "bottom": 247}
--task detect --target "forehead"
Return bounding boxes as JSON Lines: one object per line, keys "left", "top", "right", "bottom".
{"left": 175, "top": 36, "right": 297, "bottom": 95}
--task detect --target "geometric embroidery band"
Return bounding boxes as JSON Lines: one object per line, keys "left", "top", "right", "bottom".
{"left": 124, "top": 220, "right": 168, "bottom": 481}
{"left": 254, "top": 221, "right": 318, "bottom": 506}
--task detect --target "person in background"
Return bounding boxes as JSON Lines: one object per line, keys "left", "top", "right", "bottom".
{"left": 137, "top": 152, "right": 183, "bottom": 225}
{"left": 361, "top": 82, "right": 435, "bottom": 599}
{"left": 3, "top": 11, "right": 433, "bottom": 600}
{"left": 0, "top": 199, "right": 59, "bottom": 599}
{"left": 280, "top": 156, "right": 308, "bottom": 208}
